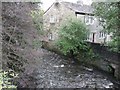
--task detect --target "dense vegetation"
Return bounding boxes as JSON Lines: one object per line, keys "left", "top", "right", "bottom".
{"left": 2, "top": 2, "right": 41, "bottom": 88}
{"left": 56, "top": 18, "right": 95, "bottom": 61}
{"left": 93, "top": 2, "right": 120, "bottom": 53}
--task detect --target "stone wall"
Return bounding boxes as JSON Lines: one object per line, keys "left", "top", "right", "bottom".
{"left": 43, "top": 2, "right": 112, "bottom": 44}
{"left": 87, "top": 42, "right": 120, "bottom": 80}
{"left": 43, "top": 2, "right": 76, "bottom": 42}
{"left": 42, "top": 40, "right": 120, "bottom": 80}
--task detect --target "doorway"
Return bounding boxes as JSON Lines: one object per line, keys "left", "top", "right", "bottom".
{"left": 92, "top": 33, "right": 95, "bottom": 43}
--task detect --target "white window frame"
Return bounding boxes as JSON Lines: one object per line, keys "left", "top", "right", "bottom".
{"left": 85, "top": 15, "right": 94, "bottom": 25}
{"left": 99, "top": 31, "right": 106, "bottom": 38}
{"left": 48, "top": 33, "right": 54, "bottom": 41}
{"left": 50, "top": 15, "right": 55, "bottom": 23}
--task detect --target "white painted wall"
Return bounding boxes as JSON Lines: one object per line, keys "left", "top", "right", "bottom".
{"left": 77, "top": 14, "right": 112, "bottom": 43}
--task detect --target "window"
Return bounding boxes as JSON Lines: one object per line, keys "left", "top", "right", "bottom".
{"left": 84, "top": 16, "right": 94, "bottom": 25}
{"left": 50, "top": 15, "right": 55, "bottom": 23}
{"left": 48, "top": 33, "right": 54, "bottom": 41}
{"left": 99, "top": 31, "right": 106, "bottom": 38}
{"left": 49, "top": 33, "right": 52, "bottom": 40}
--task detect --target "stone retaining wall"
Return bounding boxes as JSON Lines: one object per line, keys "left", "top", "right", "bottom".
{"left": 87, "top": 42, "right": 120, "bottom": 80}
{"left": 42, "top": 41, "right": 120, "bottom": 80}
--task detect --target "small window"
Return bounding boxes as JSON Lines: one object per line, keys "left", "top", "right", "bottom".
{"left": 49, "top": 33, "right": 52, "bottom": 40}
{"left": 90, "top": 17, "right": 93, "bottom": 23}
{"left": 50, "top": 15, "right": 55, "bottom": 23}
{"left": 48, "top": 33, "right": 54, "bottom": 41}
{"left": 84, "top": 16, "right": 94, "bottom": 25}
{"left": 99, "top": 31, "right": 106, "bottom": 38}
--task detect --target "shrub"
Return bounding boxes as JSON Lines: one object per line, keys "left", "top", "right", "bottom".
{"left": 0, "top": 69, "right": 18, "bottom": 89}
{"left": 56, "top": 18, "right": 94, "bottom": 60}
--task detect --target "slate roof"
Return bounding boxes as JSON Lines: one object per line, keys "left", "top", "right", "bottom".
{"left": 44, "top": 1, "right": 94, "bottom": 15}
{"left": 61, "top": 2, "right": 94, "bottom": 14}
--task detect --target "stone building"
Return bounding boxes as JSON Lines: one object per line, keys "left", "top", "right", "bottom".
{"left": 43, "top": 0, "right": 112, "bottom": 44}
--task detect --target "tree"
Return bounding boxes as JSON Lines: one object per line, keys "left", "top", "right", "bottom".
{"left": 56, "top": 18, "right": 93, "bottom": 61}
{"left": 92, "top": 2, "right": 120, "bottom": 53}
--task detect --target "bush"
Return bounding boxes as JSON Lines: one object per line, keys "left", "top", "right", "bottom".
{"left": 0, "top": 69, "right": 18, "bottom": 89}
{"left": 56, "top": 18, "right": 94, "bottom": 60}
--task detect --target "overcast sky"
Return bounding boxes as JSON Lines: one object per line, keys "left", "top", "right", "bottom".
{"left": 41, "top": 0, "right": 92, "bottom": 11}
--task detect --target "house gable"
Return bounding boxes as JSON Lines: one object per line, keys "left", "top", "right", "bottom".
{"left": 43, "top": 1, "right": 76, "bottom": 41}
{"left": 43, "top": 1, "right": 111, "bottom": 44}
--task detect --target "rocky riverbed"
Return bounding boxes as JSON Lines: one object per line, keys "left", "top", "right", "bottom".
{"left": 17, "top": 48, "right": 120, "bottom": 89}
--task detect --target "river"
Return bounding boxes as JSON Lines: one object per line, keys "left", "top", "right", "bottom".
{"left": 17, "top": 48, "right": 120, "bottom": 89}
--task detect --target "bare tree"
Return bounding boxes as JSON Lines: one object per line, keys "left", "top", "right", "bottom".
{"left": 2, "top": 2, "right": 41, "bottom": 72}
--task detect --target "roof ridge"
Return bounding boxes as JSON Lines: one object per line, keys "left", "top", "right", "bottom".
{"left": 44, "top": 1, "right": 93, "bottom": 15}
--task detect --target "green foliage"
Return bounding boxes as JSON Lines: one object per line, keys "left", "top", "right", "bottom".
{"left": 31, "top": 9, "right": 44, "bottom": 35}
{"left": 93, "top": 2, "right": 120, "bottom": 53}
{"left": 56, "top": 18, "right": 93, "bottom": 60}
{"left": 108, "top": 36, "right": 120, "bottom": 53}
{"left": 0, "top": 69, "right": 18, "bottom": 89}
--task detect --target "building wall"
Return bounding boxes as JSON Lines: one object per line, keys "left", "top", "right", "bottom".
{"left": 43, "top": 2, "right": 76, "bottom": 42}
{"left": 43, "top": 2, "right": 112, "bottom": 44}
{"left": 76, "top": 14, "right": 112, "bottom": 44}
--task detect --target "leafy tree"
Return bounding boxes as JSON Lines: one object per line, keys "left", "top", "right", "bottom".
{"left": 93, "top": 2, "right": 120, "bottom": 53}
{"left": 56, "top": 18, "right": 94, "bottom": 60}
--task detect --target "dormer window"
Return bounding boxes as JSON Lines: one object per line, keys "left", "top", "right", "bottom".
{"left": 50, "top": 15, "right": 55, "bottom": 23}
{"left": 84, "top": 15, "right": 94, "bottom": 25}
